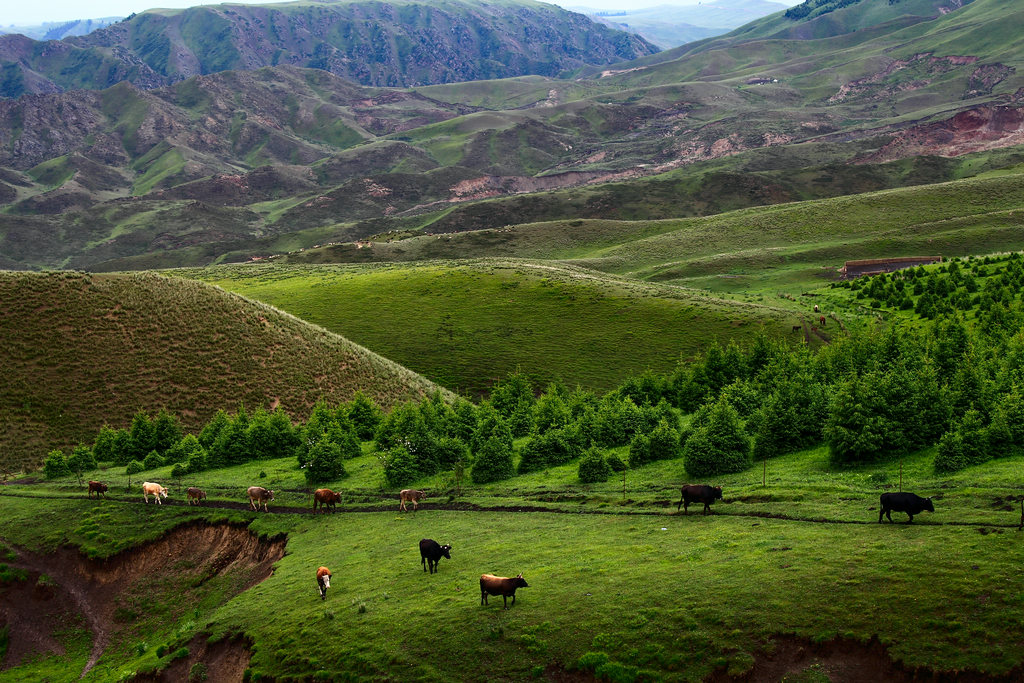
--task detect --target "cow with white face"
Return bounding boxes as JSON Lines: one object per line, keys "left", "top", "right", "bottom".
{"left": 317, "top": 566, "right": 332, "bottom": 600}
{"left": 142, "top": 482, "right": 168, "bottom": 504}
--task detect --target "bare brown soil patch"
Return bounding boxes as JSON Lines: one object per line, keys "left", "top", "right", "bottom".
{"left": 132, "top": 633, "right": 254, "bottom": 683}
{"left": 0, "top": 522, "right": 285, "bottom": 677}
{"left": 708, "top": 634, "right": 1023, "bottom": 682}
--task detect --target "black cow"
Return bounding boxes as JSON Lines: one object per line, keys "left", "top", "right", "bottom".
{"left": 677, "top": 484, "right": 723, "bottom": 515}
{"left": 879, "top": 492, "right": 934, "bottom": 523}
{"left": 419, "top": 539, "right": 452, "bottom": 574}
{"left": 480, "top": 573, "right": 529, "bottom": 609}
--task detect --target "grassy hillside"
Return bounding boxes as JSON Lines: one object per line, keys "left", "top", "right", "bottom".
{"left": 0, "top": 271, "right": 445, "bottom": 472}
{"left": 2, "top": 443, "right": 1024, "bottom": 681}
{"left": 184, "top": 260, "right": 803, "bottom": 396}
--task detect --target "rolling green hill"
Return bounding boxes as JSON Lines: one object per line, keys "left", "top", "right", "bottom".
{"left": 184, "top": 260, "right": 804, "bottom": 396}
{"left": 0, "top": 271, "right": 445, "bottom": 471}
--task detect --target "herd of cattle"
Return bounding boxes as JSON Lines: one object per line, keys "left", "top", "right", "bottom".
{"left": 81, "top": 479, "right": 938, "bottom": 608}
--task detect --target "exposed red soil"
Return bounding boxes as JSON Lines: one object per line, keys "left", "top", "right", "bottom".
{"left": 132, "top": 633, "right": 254, "bottom": 683}
{"left": 707, "top": 634, "right": 1024, "bottom": 682}
{"left": 0, "top": 521, "right": 285, "bottom": 677}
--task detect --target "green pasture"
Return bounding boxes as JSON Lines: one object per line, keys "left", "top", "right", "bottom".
{"left": 2, "top": 442, "right": 1024, "bottom": 682}
{"left": 182, "top": 260, "right": 801, "bottom": 396}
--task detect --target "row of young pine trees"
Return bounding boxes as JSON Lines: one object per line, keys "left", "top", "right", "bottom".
{"left": 43, "top": 301, "right": 1024, "bottom": 490}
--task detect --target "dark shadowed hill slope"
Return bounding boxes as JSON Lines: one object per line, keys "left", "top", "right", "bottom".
{"left": 0, "top": 271, "right": 445, "bottom": 470}
{"left": 0, "top": 0, "right": 658, "bottom": 97}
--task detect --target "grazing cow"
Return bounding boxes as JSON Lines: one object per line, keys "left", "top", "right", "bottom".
{"left": 316, "top": 566, "right": 332, "bottom": 600}
{"left": 814, "top": 304, "right": 820, "bottom": 313}
{"left": 186, "top": 487, "right": 207, "bottom": 505}
{"left": 399, "top": 489, "right": 425, "bottom": 512}
{"left": 677, "top": 484, "right": 723, "bottom": 515}
{"left": 142, "top": 482, "right": 168, "bottom": 504}
{"left": 88, "top": 481, "right": 108, "bottom": 499}
{"left": 480, "top": 573, "right": 529, "bottom": 609}
{"left": 792, "top": 324, "right": 802, "bottom": 332}
{"left": 313, "top": 488, "right": 342, "bottom": 513}
{"left": 419, "top": 539, "right": 452, "bottom": 574}
{"left": 819, "top": 315, "right": 826, "bottom": 326}
{"left": 248, "top": 486, "right": 274, "bottom": 512}
{"left": 879, "top": 492, "right": 934, "bottom": 523}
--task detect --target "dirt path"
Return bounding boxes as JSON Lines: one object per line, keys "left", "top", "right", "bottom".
{"left": 1, "top": 490, "right": 1020, "bottom": 530}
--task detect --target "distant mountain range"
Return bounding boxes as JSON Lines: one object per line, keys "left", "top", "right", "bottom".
{"left": 0, "top": 17, "right": 122, "bottom": 41}
{"left": 2, "top": 0, "right": 1023, "bottom": 271}
{"left": 0, "top": 0, "right": 658, "bottom": 97}
{"left": 569, "top": 0, "right": 790, "bottom": 48}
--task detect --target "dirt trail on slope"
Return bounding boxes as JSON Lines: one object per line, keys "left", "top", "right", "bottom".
{"left": 0, "top": 521, "right": 285, "bottom": 677}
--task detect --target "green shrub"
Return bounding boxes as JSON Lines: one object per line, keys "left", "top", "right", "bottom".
{"left": 305, "top": 440, "right": 348, "bottom": 485}
{"left": 606, "top": 453, "right": 627, "bottom": 472}
{"left": 43, "top": 450, "right": 71, "bottom": 480}
{"left": 189, "top": 661, "right": 208, "bottom": 682}
{"left": 470, "top": 436, "right": 514, "bottom": 484}
{"left": 67, "top": 444, "right": 97, "bottom": 475}
{"left": 143, "top": 451, "right": 163, "bottom": 470}
{"left": 383, "top": 445, "right": 418, "bottom": 488}
{"left": 683, "top": 398, "right": 751, "bottom": 477}
{"left": 125, "top": 460, "right": 145, "bottom": 476}
{"left": 934, "top": 410, "right": 990, "bottom": 473}
{"left": 578, "top": 448, "right": 612, "bottom": 483}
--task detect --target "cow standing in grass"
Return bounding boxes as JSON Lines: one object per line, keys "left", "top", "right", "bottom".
{"left": 88, "top": 481, "right": 108, "bottom": 499}
{"left": 400, "top": 489, "right": 425, "bottom": 512}
{"left": 313, "top": 488, "right": 341, "bottom": 513}
{"left": 677, "top": 484, "right": 723, "bottom": 515}
{"left": 879, "top": 492, "right": 934, "bottom": 523}
{"left": 248, "top": 486, "right": 274, "bottom": 512}
{"left": 419, "top": 539, "right": 452, "bottom": 574}
{"left": 142, "top": 482, "right": 168, "bottom": 504}
{"left": 480, "top": 573, "right": 528, "bottom": 609}
{"left": 187, "top": 487, "right": 207, "bottom": 505}
{"left": 317, "top": 566, "right": 332, "bottom": 600}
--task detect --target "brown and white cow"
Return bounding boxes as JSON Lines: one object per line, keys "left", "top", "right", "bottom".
{"left": 186, "top": 487, "right": 207, "bottom": 505}
{"left": 316, "top": 566, "right": 332, "bottom": 600}
{"left": 399, "top": 489, "right": 425, "bottom": 512}
{"left": 248, "top": 486, "right": 274, "bottom": 512}
{"left": 480, "top": 573, "right": 529, "bottom": 609}
{"left": 313, "top": 488, "right": 342, "bottom": 513}
{"left": 88, "top": 481, "right": 108, "bottom": 499}
{"left": 142, "top": 482, "right": 168, "bottom": 504}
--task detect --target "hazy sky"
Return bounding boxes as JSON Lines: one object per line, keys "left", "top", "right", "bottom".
{"left": 3, "top": 0, "right": 799, "bottom": 29}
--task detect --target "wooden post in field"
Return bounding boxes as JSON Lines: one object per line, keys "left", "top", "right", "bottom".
{"left": 763, "top": 458, "right": 767, "bottom": 487}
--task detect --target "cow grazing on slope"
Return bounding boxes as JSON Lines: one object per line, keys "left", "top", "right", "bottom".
{"left": 677, "top": 484, "right": 723, "bottom": 515}
{"left": 480, "top": 573, "right": 528, "bottom": 609}
{"left": 248, "top": 486, "right": 274, "bottom": 512}
{"left": 879, "top": 492, "right": 934, "bottom": 523}
{"left": 142, "top": 482, "right": 168, "bottom": 504}
{"left": 419, "top": 539, "right": 452, "bottom": 574}
{"left": 88, "top": 481, "right": 108, "bottom": 499}
{"left": 186, "top": 487, "right": 207, "bottom": 505}
{"left": 399, "top": 489, "right": 425, "bottom": 512}
{"left": 317, "top": 566, "right": 332, "bottom": 600}
{"left": 313, "top": 488, "right": 342, "bottom": 513}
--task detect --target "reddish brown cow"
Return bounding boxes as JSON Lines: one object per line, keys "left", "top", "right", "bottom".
{"left": 313, "top": 488, "right": 342, "bottom": 513}
{"left": 317, "top": 566, "right": 332, "bottom": 600}
{"left": 248, "top": 486, "right": 274, "bottom": 512}
{"left": 399, "top": 489, "right": 425, "bottom": 512}
{"left": 819, "top": 315, "right": 826, "bottom": 326}
{"left": 88, "top": 481, "right": 108, "bottom": 499}
{"left": 480, "top": 573, "right": 529, "bottom": 609}
{"left": 187, "top": 487, "right": 207, "bottom": 505}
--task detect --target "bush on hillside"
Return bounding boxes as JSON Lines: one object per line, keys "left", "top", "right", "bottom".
{"left": 67, "top": 444, "right": 97, "bottom": 476}
{"left": 517, "top": 426, "right": 583, "bottom": 474}
{"left": 383, "top": 445, "right": 418, "bottom": 488}
{"left": 143, "top": 451, "right": 163, "bottom": 470}
{"left": 305, "top": 440, "right": 348, "bottom": 485}
{"left": 606, "top": 453, "right": 627, "bottom": 472}
{"left": 934, "top": 410, "right": 989, "bottom": 473}
{"left": 43, "top": 450, "right": 71, "bottom": 480}
{"left": 125, "top": 460, "right": 145, "bottom": 475}
{"left": 683, "top": 398, "right": 751, "bottom": 477}
{"left": 470, "top": 437, "right": 514, "bottom": 484}
{"left": 346, "top": 391, "right": 384, "bottom": 440}
{"left": 578, "top": 448, "right": 612, "bottom": 483}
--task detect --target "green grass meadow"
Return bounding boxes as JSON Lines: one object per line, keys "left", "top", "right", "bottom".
{"left": 3, "top": 442, "right": 1024, "bottom": 681}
